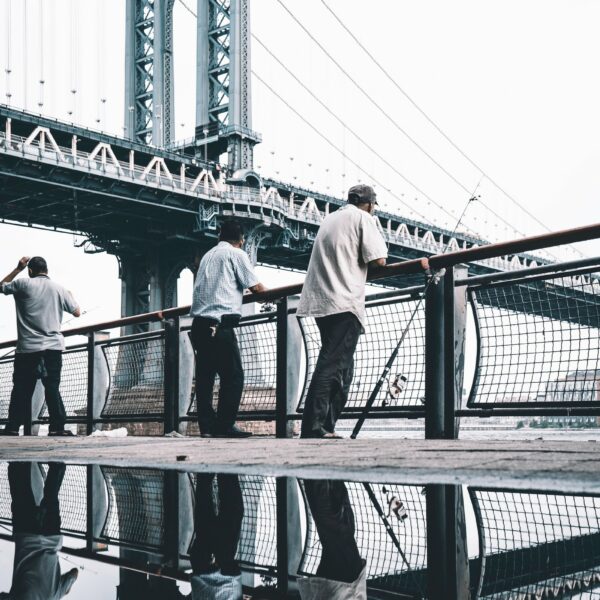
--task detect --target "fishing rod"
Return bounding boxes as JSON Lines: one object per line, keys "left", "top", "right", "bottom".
{"left": 362, "top": 482, "right": 425, "bottom": 597}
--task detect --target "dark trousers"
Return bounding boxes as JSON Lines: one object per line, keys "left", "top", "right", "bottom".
{"left": 190, "top": 473, "right": 244, "bottom": 576}
{"left": 9, "top": 461, "right": 65, "bottom": 535}
{"left": 301, "top": 312, "right": 362, "bottom": 437}
{"left": 304, "top": 479, "right": 364, "bottom": 583}
{"left": 8, "top": 350, "right": 67, "bottom": 432}
{"left": 191, "top": 317, "right": 244, "bottom": 433}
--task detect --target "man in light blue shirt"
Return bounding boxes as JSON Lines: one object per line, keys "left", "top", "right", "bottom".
{"left": 191, "top": 220, "right": 266, "bottom": 438}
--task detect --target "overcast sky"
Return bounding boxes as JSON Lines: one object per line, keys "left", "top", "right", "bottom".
{"left": 1, "top": 0, "right": 600, "bottom": 341}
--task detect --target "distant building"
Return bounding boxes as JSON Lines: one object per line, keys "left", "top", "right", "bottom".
{"left": 543, "top": 369, "right": 600, "bottom": 427}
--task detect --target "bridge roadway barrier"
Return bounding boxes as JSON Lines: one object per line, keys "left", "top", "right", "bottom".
{"left": 0, "top": 222, "right": 599, "bottom": 436}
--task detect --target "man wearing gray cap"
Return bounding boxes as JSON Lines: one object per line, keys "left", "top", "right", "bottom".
{"left": 297, "top": 184, "right": 388, "bottom": 438}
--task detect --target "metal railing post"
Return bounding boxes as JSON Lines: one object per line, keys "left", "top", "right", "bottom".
{"left": 163, "top": 470, "right": 180, "bottom": 568}
{"left": 276, "top": 476, "right": 289, "bottom": 595}
{"left": 447, "top": 265, "right": 468, "bottom": 437}
{"left": 276, "top": 298, "right": 289, "bottom": 438}
{"left": 86, "top": 332, "right": 96, "bottom": 435}
{"left": 425, "top": 271, "right": 446, "bottom": 439}
{"left": 86, "top": 464, "right": 107, "bottom": 552}
{"left": 164, "top": 317, "right": 181, "bottom": 434}
{"left": 425, "top": 484, "right": 470, "bottom": 600}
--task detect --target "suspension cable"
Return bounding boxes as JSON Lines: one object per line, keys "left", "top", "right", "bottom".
{"left": 320, "top": 0, "right": 583, "bottom": 256}
{"left": 274, "top": 1, "right": 540, "bottom": 243}
{"left": 253, "top": 33, "right": 462, "bottom": 229}
{"left": 38, "top": 0, "right": 44, "bottom": 110}
{"left": 253, "top": 70, "right": 440, "bottom": 228}
{"left": 4, "top": 0, "right": 12, "bottom": 104}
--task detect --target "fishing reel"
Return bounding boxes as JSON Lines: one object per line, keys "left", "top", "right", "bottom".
{"left": 382, "top": 486, "right": 408, "bottom": 522}
{"left": 383, "top": 374, "right": 408, "bottom": 406}
{"left": 260, "top": 302, "right": 276, "bottom": 313}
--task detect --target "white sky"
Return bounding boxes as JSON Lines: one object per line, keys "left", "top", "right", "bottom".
{"left": 1, "top": 0, "right": 600, "bottom": 341}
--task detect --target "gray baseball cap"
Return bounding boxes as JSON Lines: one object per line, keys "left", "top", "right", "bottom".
{"left": 348, "top": 184, "right": 377, "bottom": 204}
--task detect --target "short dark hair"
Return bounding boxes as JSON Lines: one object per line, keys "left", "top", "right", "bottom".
{"left": 219, "top": 220, "right": 244, "bottom": 242}
{"left": 28, "top": 256, "right": 48, "bottom": 276}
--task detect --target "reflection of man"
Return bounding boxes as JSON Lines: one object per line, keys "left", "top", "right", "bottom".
{"left": 299, "top": 480, "right": 366, "bottom": 600}
{"left": 297, "top": 185, "right": 387, "bottom": 438}
{"left": 0, "top": 257, "right": 81, "bottom": 436}
{"left": 0, "top": 461, "right": 79, "bottom": 599}
{"left": 190, "top": 473, "right": 244, "bottom": 600}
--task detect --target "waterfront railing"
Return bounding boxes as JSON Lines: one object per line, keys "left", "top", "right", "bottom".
{"left": 0, "top": 222, "right": 599, "bottom": 435}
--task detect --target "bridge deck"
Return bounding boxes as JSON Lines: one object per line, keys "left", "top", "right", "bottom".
{"left": 0, "top": 437, "right": 598, "bottom": 493}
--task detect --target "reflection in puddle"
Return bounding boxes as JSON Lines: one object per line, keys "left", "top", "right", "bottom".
{"left": 0, "top": 462, "right": 599, "bottom": 599}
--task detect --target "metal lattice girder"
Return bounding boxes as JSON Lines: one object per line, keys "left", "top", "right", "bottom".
{"left": 197, "top": 0, "right": 231, "bottom": 126}
{"left": 196, "top": 0, "right": 257, "bottom": 170}
{"left": 125, "top": 0, "right": 174, "bottom": 146}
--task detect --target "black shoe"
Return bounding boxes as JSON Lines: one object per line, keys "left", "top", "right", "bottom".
{"left": 200, "top": 432, "right": 214, "bottom": 438}
{"left": 213, "top": 425, "right": 252, "bottom": 438}
{"left": 49, "top": 430, "right": 76, "bottom": 437}
{"left": 0, "top": 429, "right": 19, "bottom": 436}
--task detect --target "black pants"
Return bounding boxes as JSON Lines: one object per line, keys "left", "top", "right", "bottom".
{"left": 304, "top": 479, "right": 364, "bottom": 583}
{"left": 191, "top": 317, "right": 244, "bottom": 434}
{"left": 7, "top": 350, "right": 67, "bottom": 432}
{"left": 190, "top": 473, "right": 244, "bottom": 576}
{"left": 9, "top": 461, "right": 65, "bottom": 535}
{"left": 301, "top": 312, "right": 362, "bottom": 437}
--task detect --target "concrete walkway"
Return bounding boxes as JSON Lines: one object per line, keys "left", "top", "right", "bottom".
{"left": 0, "top": 436, "right": 599, "bottom": 493}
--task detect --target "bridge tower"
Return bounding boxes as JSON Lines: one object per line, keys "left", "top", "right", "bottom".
{"left": 121, "top": 0, "right": 259, "bottom": 321}
{"left": 195, "top": 0, "right": 260, "bottom": 172}
{"left": 124, "top": 0, "right": 175, "bottom": 147}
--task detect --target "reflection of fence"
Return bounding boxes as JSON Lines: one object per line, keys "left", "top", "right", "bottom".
{"left": 471, "top": 489, "right": 600, "bottom": 599}
{"left": 2, "top": 463, "right": 600, "bottom": 598}
{"left": 1, "top": 226, "right": 600, "bottom": 434}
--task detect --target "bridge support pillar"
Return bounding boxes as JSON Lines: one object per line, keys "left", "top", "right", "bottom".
{"left": 119, "top": 252, "right": 191, "bottom": 332}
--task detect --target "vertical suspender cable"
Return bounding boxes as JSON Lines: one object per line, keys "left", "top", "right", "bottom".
{"left": 38, "top": 0, "right": 44, "bottom": 110}
{"left": 4, "top": 0, "right": 12, "bottom": 104}
{"left": 23, "top": 0, "right": 28, "bottom": 109}
{"left": 69, "top": 0, "right": 77, "bottom": 119}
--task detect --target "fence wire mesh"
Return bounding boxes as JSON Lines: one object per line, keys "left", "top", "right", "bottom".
{"left": 299, "top": 481, "right": 427, "bottom": 596}
{"left": 0, "top": 355, "right": 14, "bottom": 420}
{"left": 40, "top": 463, "right": 87, "bottom": 537}
{"left": 468, "top": 271, "right": 600, "bottom": 408}
{"left": 187, "top": 318, "right": 278, "bottom": 415}
{"left": 0, "top": 462, "right": 11, "bottom": 524}
{"left": 298, "top": 294, "right": 426, "bottom": 412}
{"left": 471, "top": 489, "right": 600, "bottom": 599}
{"left": 100, "top": 467, "right": 165, "bottom": 549}
{"left": 38, "top": 347, "right": 88, "bottom": 420}
{"left": 102, "top": 336, "right": 165, "bottom": 417}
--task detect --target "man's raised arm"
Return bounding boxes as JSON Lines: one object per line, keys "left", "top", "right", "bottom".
{"left": 1, "top": 257, "right": 30, "bottom": 286}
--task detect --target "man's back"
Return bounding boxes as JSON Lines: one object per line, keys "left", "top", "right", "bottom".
{"left": 1, "top": 277, "right": 78, "bottom": 353}
{"left": 297, "top": 204, "right": 388, "bottom": 327}
{"left": 191, "top": 242, "right": 258, "bottom": 322}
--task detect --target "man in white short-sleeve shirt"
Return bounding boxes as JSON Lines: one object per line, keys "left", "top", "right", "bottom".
{"left": 0, "top": 257, "right": 81, "bottom": 437}
{"left": 191, "top": 221, "right": 266, "bottom": 438}
{"left": 297, "top": 185, "right": 388, "bottom": 438}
